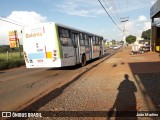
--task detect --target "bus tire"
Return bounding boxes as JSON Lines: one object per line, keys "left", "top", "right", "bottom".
{"left": 81, "top": 55, "right": 86, "bottom": 67}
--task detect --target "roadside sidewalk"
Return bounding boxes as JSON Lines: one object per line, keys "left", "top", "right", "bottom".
{"left": 93, "top": 46, "right": 160, "bottom": 112}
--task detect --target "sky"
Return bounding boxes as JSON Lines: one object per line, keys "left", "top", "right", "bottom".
{"left": 0, "top": 0, "right": 157, "bottom": 45}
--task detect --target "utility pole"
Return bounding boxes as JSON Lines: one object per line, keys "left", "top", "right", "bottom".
{"left": 121, "top": 17, "right": 129, "bottom": 47}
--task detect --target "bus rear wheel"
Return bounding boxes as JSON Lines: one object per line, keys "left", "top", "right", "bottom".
{"left": 81, "top": 55, "right": 86, "bottom": 67}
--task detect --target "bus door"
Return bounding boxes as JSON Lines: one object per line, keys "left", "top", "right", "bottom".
{"left": 72, "top": 33, "right": 80, "bottom": 64}
{"left": 88, "top": 36, "right": 92, "bottom": 59}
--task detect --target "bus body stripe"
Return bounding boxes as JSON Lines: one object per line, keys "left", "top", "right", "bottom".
{"left": 53, "top": 23, "right": 63, "bottom": 59}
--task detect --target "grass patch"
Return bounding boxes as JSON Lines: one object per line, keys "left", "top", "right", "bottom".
{"left": 0, "top": 52, "right": 25, "bottom": 70}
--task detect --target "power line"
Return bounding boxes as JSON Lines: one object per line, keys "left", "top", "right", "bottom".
{"left": 0, "top": 17, "right": 25, "bottom": 27}
{"left": 108, "top": 0, "right": 121, "bottom": 21}
{"left": 98, "top": 0, "right": 123, "bottom": 32}
{"left": 1, "top": 16, "right": 26, "bottom": 26}
{"left": 103, "top": 0, "right": 120, "bottom": 25}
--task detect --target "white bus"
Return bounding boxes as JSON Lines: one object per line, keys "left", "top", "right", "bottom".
{"left": 23, "top": 22, "right": 104, "bottom": 68}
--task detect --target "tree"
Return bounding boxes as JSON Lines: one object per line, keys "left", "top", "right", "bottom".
{"left": 126, "top": 35, "right": 136, "bottom": 44}
{"left": 141, "top": 29, "right": 151, "bottom": 40}
{"left": 112, "top": 39, "right": 116, "bottom": 45}
{"left": 0, "top": 45, "right": 10, "bottom": 53}
{"left": 120, "top": 40, "right": 124, "bottom": 45}
{"left": 0, "top": 45, "right": 23, "bottom": 53}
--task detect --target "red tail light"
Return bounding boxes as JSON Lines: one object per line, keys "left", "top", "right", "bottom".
{"left": 53, "top": 50, "right": 57, "bottom": 62}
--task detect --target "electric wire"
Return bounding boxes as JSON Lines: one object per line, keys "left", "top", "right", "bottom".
{"left": 98, "top": 0, "right": 123, "bottom": 32}
{"left": 0, "top": 17, "right": 25, "bottom": 27}
{"left": 103, "top": 0, "right": 120, "bottom": 25}
{"left": 108, "top": 0, "right": 121, "bottom": 21}
{"left": 1, "top": 16, "right": 26, "bottom": 27}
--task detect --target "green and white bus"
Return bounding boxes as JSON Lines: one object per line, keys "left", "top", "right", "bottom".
{"left": 23, "top": 22, "right": 104, "bottom": 68}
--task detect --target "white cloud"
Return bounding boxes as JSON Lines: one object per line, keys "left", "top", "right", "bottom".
{"left": 143, "top": 22, "right": 151, "bottom": 30}
{"left": 53, "top": 0, "right": 154, "bottom": 21}
{"left": 138, "top": 15, "right": 147, "bottom": 22}
{"left": 0, "top": 11, "right": 47, "bottom": 45}
{"left": 7, "top": 11, "right": 47, "bottom": 26}
{"left": 55, "top": 0, "right": 104, "bottom": 17}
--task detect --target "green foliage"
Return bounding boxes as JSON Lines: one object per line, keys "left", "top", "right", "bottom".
{"left": 0, "top": 45, "right": 10, "bottom": 53}
{"left": 126, "top": 35, "right": 136, "bottom": 44}
{"left": 0, "top": 45, "right": 23, "bottom": 53}
{"left": 0, "top": 52, "right": 24, "bottom": 70}
{"left": 120, "top": 40, "right": 124, "bottom": 45}
{"left": 0, "top": 59, "right": 25, "bottom": 70}
{"left": 112, "top": 39, "right": 116, "bottom": 45}
{"left": 141, "top": 29, "right": 151, "bottom": 40}
{"left": 0, "top": 52, "right": 23, "bottom": 60}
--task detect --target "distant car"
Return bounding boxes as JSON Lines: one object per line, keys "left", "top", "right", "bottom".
{"left": 118, "top": 45, "right": 122, "bottom": 48}
{"left": 113, "top": 46, "right": 119, "bottom": 50}
{"left": 142, "top": 45, "right": 150, "bottom": 52}
{"left": 109, "top": 46, "right": 113, "bottom": 49}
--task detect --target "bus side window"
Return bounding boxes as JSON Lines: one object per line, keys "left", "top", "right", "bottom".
{"left": 59, "top": 28, "right": 73, "bottom": 46}
{"left": 85, "top": 40, "right": 89, "bottom": 46}
{"left": 92, "top": 36, "right": 96, "bottom": 46}
{"left": 95, "top": 37, "right": 99, "bottom": 45}
{"left": 68, "top": 38, "right": 72, "bottom": 46}
{"left": 72, "top": 32, "right": 79, "bottom": 47}
{"left": 99, "top": 37, "right": 103, "bottom": 45}
{"left": 71, "top": 33, "right": 75, "bottom": 45}
{"left": 84, "top": 34, "right": 89, "bottom": 46}
{"left": 98, "top": 37, "right": 100, "bottom": 46}
{"left": 80, "top": 40, "right": 85, "bottom": 46}
{"left": 80, "top": 33, "right": 85, "bottom": 46}
{"left": 60, "top": 38, "right": 67, "bottom": 45}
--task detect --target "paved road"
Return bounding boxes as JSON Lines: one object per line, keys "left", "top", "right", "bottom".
{"left": 0, "top": 49, "right": 116, "bottom": 111}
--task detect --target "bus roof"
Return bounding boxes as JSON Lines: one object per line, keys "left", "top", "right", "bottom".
{"left": 55, "top": 22, "right": 103, "bottom": 37}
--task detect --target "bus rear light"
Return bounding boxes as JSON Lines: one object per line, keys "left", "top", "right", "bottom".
{"left": 53, "top": 50, "right": 57, "bottom": 57}
{"left": 53, "top": 57, "right": 57, "bottom": 62}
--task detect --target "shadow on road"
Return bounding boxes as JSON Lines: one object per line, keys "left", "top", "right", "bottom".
{"left": 108, "top": 74, "right": 137, "bottom": 120}
{"left": 0, "top": 72, "right": 5, "bottom": 74}
{"left": 129, "top": 62, "right": 160, "bottom": 111}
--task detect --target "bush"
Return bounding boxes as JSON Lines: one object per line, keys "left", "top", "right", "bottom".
{"left": 0, "top": 59, "right": 25, "bottom": 70}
